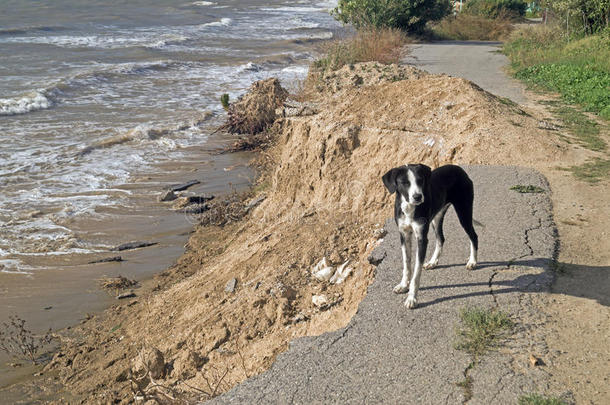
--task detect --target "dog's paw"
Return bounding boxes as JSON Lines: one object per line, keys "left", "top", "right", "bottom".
{"left": 404, "top": 295, "right": 418, "bottom": 309}
{"left": 423, "top": 260, "right": 438, "bottom": 270}
{"left": 466, "top": 260, "right": 477, "bottom": 270}
{"left": 393, "top": 283, "right": 409, "bottom": 294}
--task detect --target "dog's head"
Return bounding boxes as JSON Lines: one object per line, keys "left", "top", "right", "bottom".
{"left": 382, "top": 164, "right": 432, "bottom": 205}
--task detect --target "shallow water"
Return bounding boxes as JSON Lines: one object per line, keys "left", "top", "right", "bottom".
{"left": 0, "top": 0, "right": 340, "bottom": 273}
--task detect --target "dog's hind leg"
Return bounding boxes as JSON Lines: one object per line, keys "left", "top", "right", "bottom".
{"left": 393, "top": 230, "right": 412, "bottom": 294}
{"left": 405, "top": 222, "right": 428, "bottom": 309}
{"left": 454, "top": 200, "right": 478, "bottom": 270}
{"left": 424, "top": 204, "right": 450, "bottom": 270}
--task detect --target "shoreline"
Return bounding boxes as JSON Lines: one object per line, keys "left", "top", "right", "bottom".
{"left": 0, "top": 130, "right": 256, "bottom": 390}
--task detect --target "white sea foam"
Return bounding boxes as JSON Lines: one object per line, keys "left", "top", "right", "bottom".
{"left": 200, "top": 17, "right": 232, "bottom": 28}
{"left": 241, "top": 62, "right": 263, "bottom": 72}
{"left": 0, "top": 32, "right": 190, "bottom": 50}
{"left": 0, "top": 91, "right": 52, "bottom": 115}
{"left": 192, "top": 1, "right": 216, "bottom": 6}
{"left": 281, "top": 65, "right": 309, "bottom": 76}
{"left": 0, "top": 259, "right": 34, "bottom": 275}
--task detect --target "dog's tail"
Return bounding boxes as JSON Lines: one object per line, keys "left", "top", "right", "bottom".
{"left": 473, "top": 219, "right": 486, "bottom": 229}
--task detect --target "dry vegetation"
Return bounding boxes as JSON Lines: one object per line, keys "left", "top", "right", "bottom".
{"left": 313, "top": 28, "right": 409, "bottom": 71}
{"left": 431, "top": 13, "right": 514, "bottom": 41}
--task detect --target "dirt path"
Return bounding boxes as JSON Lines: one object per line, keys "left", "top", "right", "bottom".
{"left": 402, "top": 41, "right": 610, "bottom": 404}
{"left": 214, "top": 166, "right": 557, "bottom": 404}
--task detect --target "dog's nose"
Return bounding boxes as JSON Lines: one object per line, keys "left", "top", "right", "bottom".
{"left": 413, "top": 193, "right": 423, "bottom": 202}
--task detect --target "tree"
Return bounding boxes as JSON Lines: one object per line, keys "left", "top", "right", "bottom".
{"left": 543, "top": 0, "right": 609, "bottom": 34}
{"left": 332, "top": 0, "right": 452, "bottom": 33}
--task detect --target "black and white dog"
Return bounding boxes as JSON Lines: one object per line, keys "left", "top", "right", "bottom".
{"left": 382, "top": 164, "right": 478, "bottom": 309}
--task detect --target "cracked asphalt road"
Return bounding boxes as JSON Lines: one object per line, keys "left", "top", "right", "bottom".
{"left": 211, "top": 166, "right": 556, "bottom": 404}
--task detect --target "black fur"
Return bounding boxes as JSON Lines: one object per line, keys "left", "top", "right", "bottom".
{"left": 383, "top": 164, "right": 477, "bottom": 252}
{"left": 382, "top": 164, "right": 478, "bottom": 308}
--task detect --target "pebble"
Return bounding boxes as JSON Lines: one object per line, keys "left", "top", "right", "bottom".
{"left": 225, "top": 278, "right": 237, "bottom": 293}
{"left": 158, "top": 190, "right": 177, "bottom": 202}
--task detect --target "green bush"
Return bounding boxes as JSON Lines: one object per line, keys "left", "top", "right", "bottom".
{"left": 464, "top": 0, "right": 527, "bottom": 19}
{"left": 332, "top": 0, "right": 452, "bottom": 33}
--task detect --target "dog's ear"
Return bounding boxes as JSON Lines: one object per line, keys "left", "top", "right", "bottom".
{"left": 418, "top": 164, "right": 432, "bottom": 179}
{"left": 382, "top": 168, "right": 398, "bottom": 194}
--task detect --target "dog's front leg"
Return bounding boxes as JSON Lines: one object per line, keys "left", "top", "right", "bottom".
{"left": 405, "top": 223, "right": 428, "bottom": 309}
{"left": 393, "top": 229, "right": 412, "bottom": 294}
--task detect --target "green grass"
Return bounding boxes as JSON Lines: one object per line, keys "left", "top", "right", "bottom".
{"left": 504, "top": 27, "right": 610, "bottom": 119}
{"left": 551, "top": 106, "right": 605, "bottom": 151}
{"left": 560, "top": 158, "right": 610, "bottom": 183}
{"left": 518, "top": 393, "right": 567, "bottom": 405}
{"left": 455, "top": 306, "right": 514, "bottom": 361}
{"left": 510, "top": 184, "right": 545, "bottom": 193}
{"left": 516, "top": 64, "right": 610, "bottom": 119}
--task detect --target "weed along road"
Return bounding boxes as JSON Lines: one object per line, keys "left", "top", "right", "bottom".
{"left": 211, "top": 166, "right": 557, "bottom": 404}
{"left": 402, "top": 40, "right": 528, "bottom": 105}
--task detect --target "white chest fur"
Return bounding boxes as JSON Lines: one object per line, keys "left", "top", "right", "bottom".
{"left": 397, "top": 195, "right": 417, "bottom": 233}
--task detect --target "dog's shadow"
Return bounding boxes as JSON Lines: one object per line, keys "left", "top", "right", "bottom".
{"left": 415, "top": 259, "right": 610, "bottom": 309}
{"left": 430, "top": 258, "right": 548, "bottom": 271}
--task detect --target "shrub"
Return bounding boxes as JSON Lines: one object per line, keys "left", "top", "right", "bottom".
{"left": 332, "top": 0, "right": 452, "bottom": 33}
{"left": 313, "top": 28, "right": 408, "bottom": 71}
{"left": 220, "top": 93, "right": 230, "bottom": 110}
{"left": 549, "top": 0, "right": 610, "bottom": 35}
{"left": 518, "top": 393, "right": 567, "bottom": 405}
{"left": 464, "top": 0, "right": 527, "bottom": 19}
{"left": 432, "top": 13, "right": 513, "bottom": 40}
{"left": 0, "top": 315, "right": 54, "bottom": 364}
{"left": 454, "top": 306, "right": 514, "bottom": 361}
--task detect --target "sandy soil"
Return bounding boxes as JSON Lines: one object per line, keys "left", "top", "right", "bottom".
{"left": 2, "top": 60, "right": 608, "bottom": 403}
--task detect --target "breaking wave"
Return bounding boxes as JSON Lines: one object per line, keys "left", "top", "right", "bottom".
{"left": 0, "top": 91, "right": 53, "bottom": 116}
{"left": 200, "top": 18, "right": 232, "bottom": 28}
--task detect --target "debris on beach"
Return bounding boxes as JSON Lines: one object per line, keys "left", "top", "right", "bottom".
{"left": 311, "top": 294, "right": 328, "bottom": 307}
{"left": 166, "top": 180, "right": 201, "bottom": 192}
{"left": 116, "top": 292, "right": 136, "bottom": 300}
{"left": 111, "top": 241, "right": 158, "bottom": 251}
{"left": 225, "top": 278, "right": 238, "bottom": 293}
{"left": 89, "top": 256, "right": 124, "bottom": 264}
{"left": 158, "top": 190, "right": 177, "bottom": 202}
{"left": 311, "top": 257, "right": 353, "bottom": 284}
{"left": 98, "top": 275, "right": 137, "bottom": 291}
{"left": 223, "top": 78, "right": 288, "bottom": 135}
{"left": 311, "top": 257, "right": 334, "bottom": 282}
{"left": 329, "top": 260, "right": 353, "bottom": 285}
